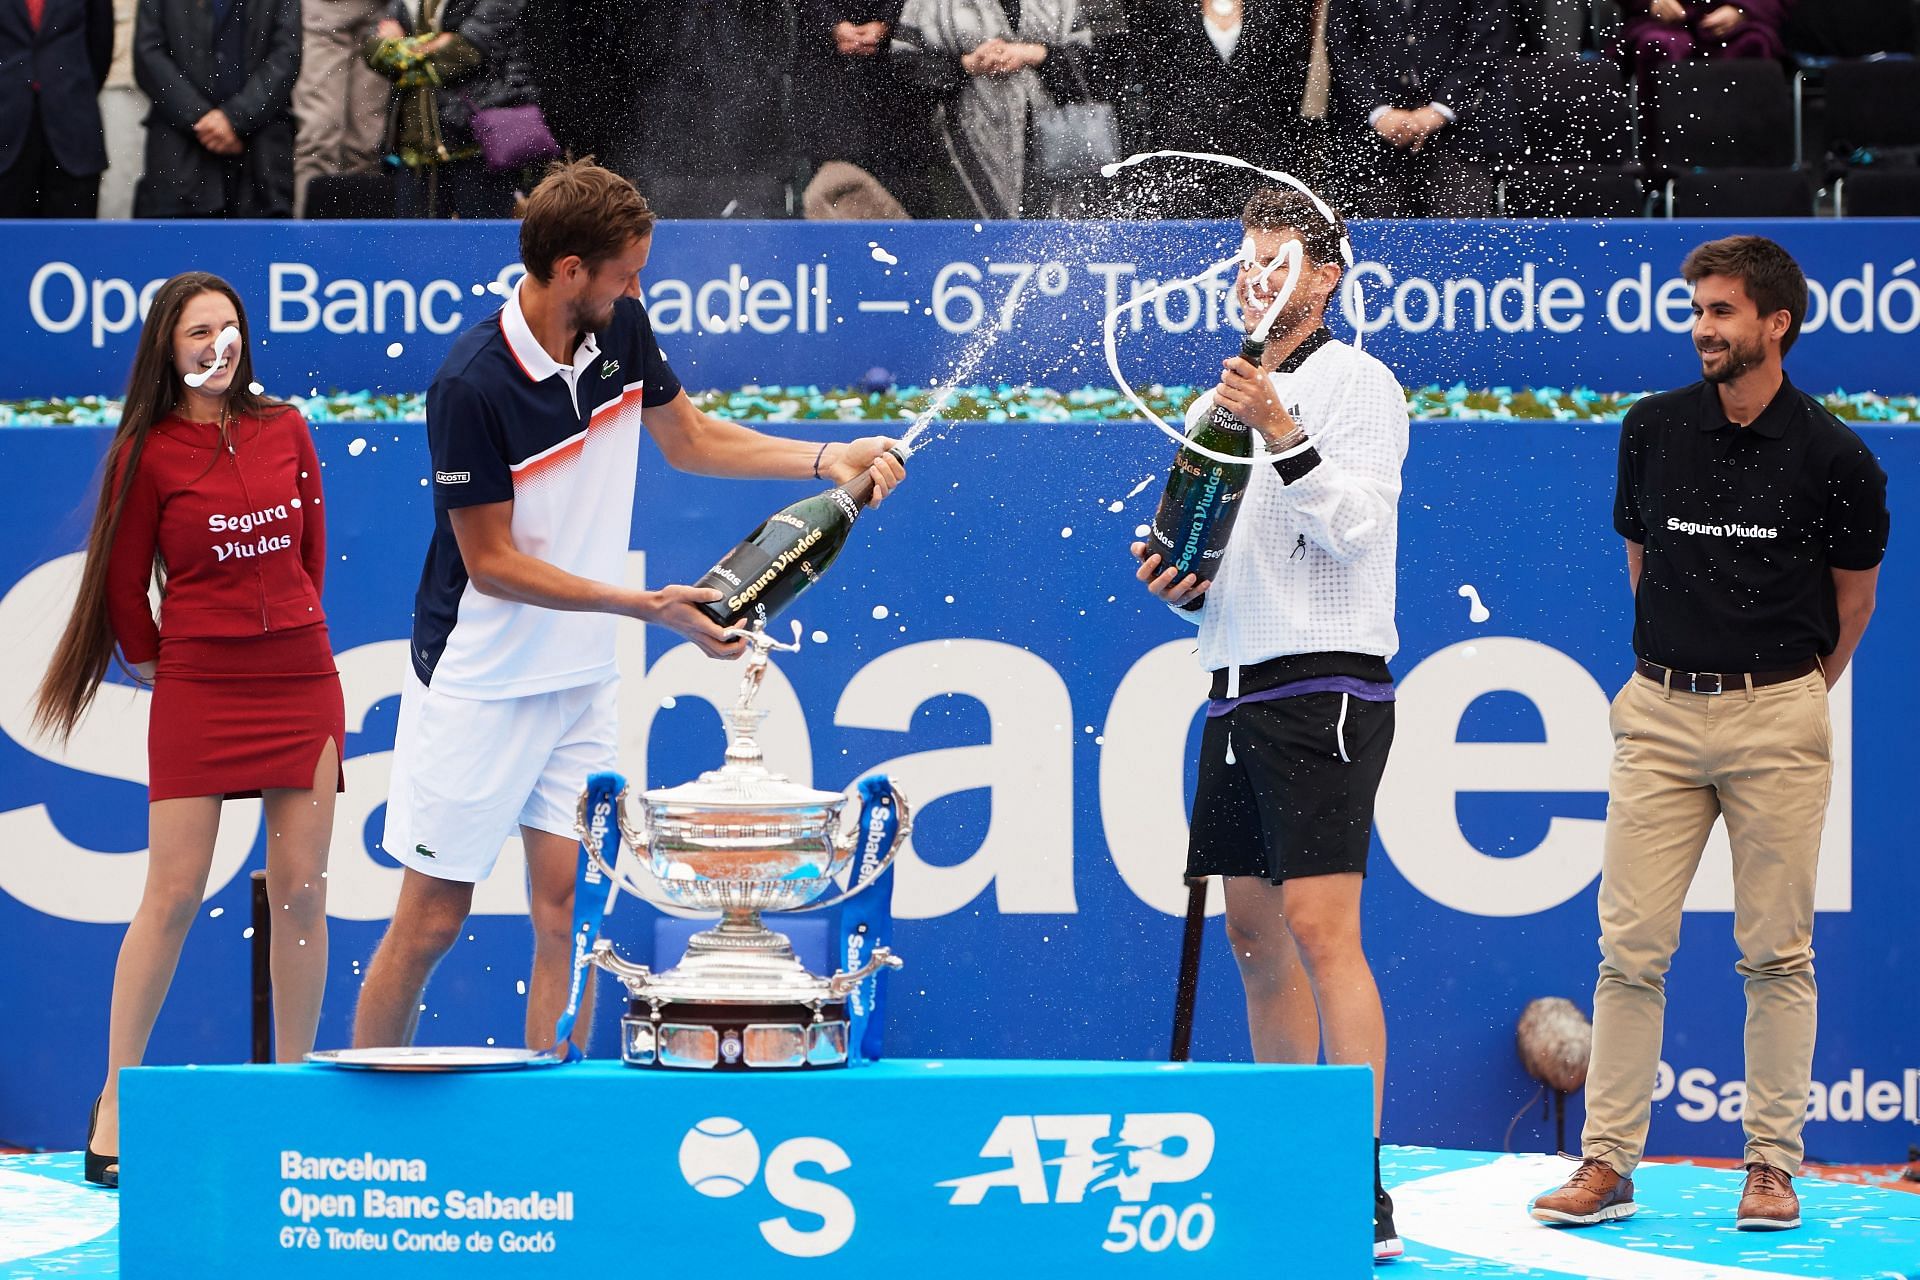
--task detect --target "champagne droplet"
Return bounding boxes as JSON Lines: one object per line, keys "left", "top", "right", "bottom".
{"left": 386, "top": 342, "right": 404, "bottom": 358}
{"left": 871, "top": 605, "right": 890, "bottom": 620}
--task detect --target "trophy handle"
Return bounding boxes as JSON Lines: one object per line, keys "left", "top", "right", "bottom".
{"left": 801, "top": 787, "right": 913, "bottom": 914}
{"left": 574, "top": 786, "right": 677, "bottom": 908}
{"left": 825, "top": 944, "right": 903, "bottom": 996}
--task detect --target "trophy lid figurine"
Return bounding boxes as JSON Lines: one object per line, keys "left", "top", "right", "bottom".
{"left": 561, "top": 621, "right": 910, "bottom": 1070}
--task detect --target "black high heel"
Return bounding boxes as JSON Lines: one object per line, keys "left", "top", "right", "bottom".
{"left": 85, "top": 1096, "right": 119, "bottom": 1189}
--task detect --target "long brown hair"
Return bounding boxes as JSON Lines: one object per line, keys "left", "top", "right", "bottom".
{"left": 32, "top": 273, "right": 277, "bottom": 742}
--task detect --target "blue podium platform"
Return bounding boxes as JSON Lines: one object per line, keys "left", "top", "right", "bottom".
{"left": 8, "top": 1141, "right": 1918, "bottom": 1277}
{"left": 116, "top": 1059, "right": 1373, "bottom": 1276}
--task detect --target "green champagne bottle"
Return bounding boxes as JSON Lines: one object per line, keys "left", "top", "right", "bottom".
{"left": 693, "top": 446, "right": 908, "bottom": 630}
{"left": 1143, "top": 336, "right": 1263, "bottom": 610}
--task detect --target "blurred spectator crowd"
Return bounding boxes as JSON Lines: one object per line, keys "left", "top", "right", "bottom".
{"left": 3, "top": 0, "right": 1919, "bottom": 220}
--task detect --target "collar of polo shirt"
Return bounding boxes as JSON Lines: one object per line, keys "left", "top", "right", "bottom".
{"left": 1698, "top": 374, "right": 1795, "bottom": 439}
{"left": 500, "top": 279, "right": 602, "bottom": 386}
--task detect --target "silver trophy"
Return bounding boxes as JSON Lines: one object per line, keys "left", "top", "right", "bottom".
{"left": 574, "top": 622, "right": 909, "bottom": 1070}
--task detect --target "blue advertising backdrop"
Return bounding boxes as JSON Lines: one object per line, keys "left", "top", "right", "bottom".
{"left": 4, "top": 218, "right": 1920, "bottom": 398}
{"left": 1, "top": 410, "right": 1915, "bottom": 1162}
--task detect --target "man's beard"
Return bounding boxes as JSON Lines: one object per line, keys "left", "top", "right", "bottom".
{"left": 1243, "top": 292, "right": 1316, "bottom": 341}
{"left": 1699, "top": 336, "right": 1763, "bottom": 384}
{"left": 569, "top": 297, "right": 616, "bottom": 336}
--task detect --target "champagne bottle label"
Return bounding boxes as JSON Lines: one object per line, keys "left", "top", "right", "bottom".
{"left": 1145, "top": 342, "right": 1262, "bottom": 608}
{"left": 692, "top": 446, "right": 903, "bottom": 631}
{"left": 694, "top": 489, "right": 861, "bottom": 629}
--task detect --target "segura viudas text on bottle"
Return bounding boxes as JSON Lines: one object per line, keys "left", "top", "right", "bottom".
{"left": 1143, "top": 334, "right": 1262, "bottom": 610}
{"left": 693, "top": 444, "right": 910, "bottom": 630}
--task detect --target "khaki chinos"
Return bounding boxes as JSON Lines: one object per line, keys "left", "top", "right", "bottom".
{"left": 292, "top": 0, "right": 391, "bottom": 213}
{"left": 1582, "top": 667, "right": 1832, "bottom": 1177}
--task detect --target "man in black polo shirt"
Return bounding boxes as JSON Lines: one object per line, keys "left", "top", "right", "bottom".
{"left": 1531, "top": 236, "right": 1888, "bottom": 1232}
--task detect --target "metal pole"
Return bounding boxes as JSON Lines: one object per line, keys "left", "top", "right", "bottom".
{"left": 250, "top": 869, "right": 272, "bottom": 1064}
{"left": 1169, "top": 876, "right": 1208, "bottom": 1062}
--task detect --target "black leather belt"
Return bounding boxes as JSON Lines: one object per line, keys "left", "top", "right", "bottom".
{"left": 1634, "top": 657, "right": 1821, "bottom": 695}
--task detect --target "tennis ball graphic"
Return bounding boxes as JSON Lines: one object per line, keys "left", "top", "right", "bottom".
{"left": 679, "top": 1117, "right": 761, "bottom": 1198}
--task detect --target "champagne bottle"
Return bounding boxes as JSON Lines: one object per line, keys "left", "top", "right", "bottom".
{"left": 693, "top": 445, "right": 908, "bottom": 630}
{"left": 1143, "top": 336, "right": 1263, "bottom": 610}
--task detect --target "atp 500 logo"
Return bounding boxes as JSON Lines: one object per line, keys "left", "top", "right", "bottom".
{"left": 937, "top": 1112, "right": 1218, "bottom": 1254}
{"left": 677, "top": 1117, "right": 854, "bottom": 1258}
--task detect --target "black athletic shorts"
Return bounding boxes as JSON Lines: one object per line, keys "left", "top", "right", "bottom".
{"left": 1186, "top": 690, "right": 1395, "bottom": 884}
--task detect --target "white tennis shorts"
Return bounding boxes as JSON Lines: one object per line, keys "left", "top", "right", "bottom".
{"left": 382, "top": 669, "right": 618, "bottom": 883}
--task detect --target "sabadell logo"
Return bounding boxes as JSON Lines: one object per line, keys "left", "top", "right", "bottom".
{"left": 677, "top": 1117, "right": 855, "bottom": 1258}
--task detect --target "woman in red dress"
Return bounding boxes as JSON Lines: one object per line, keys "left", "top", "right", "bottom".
{"left": 33, "top": 272, "right": 344, "bottom": 1189}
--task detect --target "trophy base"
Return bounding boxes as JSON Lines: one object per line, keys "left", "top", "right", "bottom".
{"left": 621, "top": 998, "right": 852, "bottom": 1070}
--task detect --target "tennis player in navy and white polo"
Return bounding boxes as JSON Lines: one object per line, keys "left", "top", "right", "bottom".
{"left": 352, "top": 159, "right": 906, "bottom": 1055}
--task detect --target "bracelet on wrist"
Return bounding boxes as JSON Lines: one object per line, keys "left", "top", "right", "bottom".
{"left": 813, "top": 441, "right": 830, "bottom": 479}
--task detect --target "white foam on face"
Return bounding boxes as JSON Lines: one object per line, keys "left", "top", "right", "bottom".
{"left": 348, "top": 438, "right": 368, "bottom": 457}
{"left": 1458, "top": 583, "right": 1492, "bottom": 623}
{"left": 183, "top": 324, "right": 240, "bottom": 388}
{"left": 871, "top": 605, "right": 890, "bottom": 620}
{"left": 1101, "top": 151, "right": 1364, "bottom": 464}
{"left": 868, "top": 242, "right": 899, "bottom": 266}
{"left": 386, "top": 342, "right": 404, "bottom": 358}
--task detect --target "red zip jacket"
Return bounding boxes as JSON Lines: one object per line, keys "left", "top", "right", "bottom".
{"left": 106, "top": 405, "right": 328, "bottom": 665}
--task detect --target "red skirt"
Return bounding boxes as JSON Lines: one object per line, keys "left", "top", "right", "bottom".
{"left": 149, "top": 624, "right": 346, "bottom": 802}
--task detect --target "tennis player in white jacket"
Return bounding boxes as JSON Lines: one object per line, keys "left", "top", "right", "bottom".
{"left": 1134, "top": 185, "right": 1410, "bottom": 1263}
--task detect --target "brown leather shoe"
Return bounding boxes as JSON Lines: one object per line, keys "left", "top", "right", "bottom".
{"left": 1736, "top": 1163, "right": 1801, "bottom": 1230}
{"left": 1530, "top": 1157, "right": 1637, "bottom": 1226}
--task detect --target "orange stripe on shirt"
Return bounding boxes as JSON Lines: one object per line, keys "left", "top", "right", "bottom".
{"left": 510, "top": 386, "right": 645, "bottom": 486}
